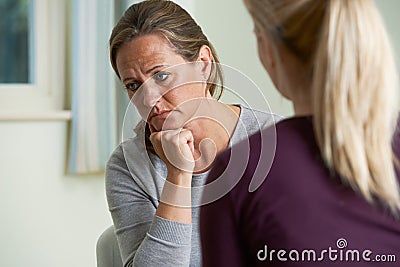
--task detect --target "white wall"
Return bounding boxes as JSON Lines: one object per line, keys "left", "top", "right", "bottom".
{"left": 193, "top": 0, "right": 293, "bottom": 117}
{"left": 0, "top": 1, "right": 399, "bottom": 267}
{"left": 0, "top": 121, "right": 112, "bottom": 267}
{"left": 375, "top": 0, "right": 400, "bottom": 80}
{"left": 193, "top": 0, "right": 400, "bottom": 116}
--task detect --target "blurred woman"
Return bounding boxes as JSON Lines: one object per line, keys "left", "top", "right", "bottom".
{"left": 201, "top": 0, "right": 400, "bottom": 266}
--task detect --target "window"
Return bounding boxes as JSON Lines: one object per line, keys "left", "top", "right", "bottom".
{"left": 0, "top": 0, "right": 67, "bottom": 114}
{"left": 0, "top": 0, "right": 34, "bottom": 84}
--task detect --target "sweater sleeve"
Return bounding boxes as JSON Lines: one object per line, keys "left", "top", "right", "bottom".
{"left": 105, "top": 145, "right": 192, "bottom": 267}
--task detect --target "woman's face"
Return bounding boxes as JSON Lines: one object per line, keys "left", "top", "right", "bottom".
{"left": 116, "top": 33, "right": 210, "bottom": 132}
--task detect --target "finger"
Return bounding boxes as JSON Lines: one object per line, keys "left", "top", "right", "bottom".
{"left": 179, "top": 129, "right": 195, "bottom": 155}
{"left": 149, "top": 131, "right": 161, "bottom": 144}
{"left": 179, "top": 129, "right": 194, "bottom": 143}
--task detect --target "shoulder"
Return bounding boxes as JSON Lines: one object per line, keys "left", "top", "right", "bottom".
{"left": 212, "top": 117, "right": 318, "bottom": 200}
{"left": 107, "top": 120, "right": 147, "bottom": 168}
{"left": 106, "top": 136, "right": 143, "bottom": 169}
{"left": 248, "top": 116, "right": 316, "bottom": 163}
{"left": 210, "top": 116, "right": 316, "bottom": 188}
{"left": 219, "top": 116, "right": 314, "bottom": 161}
{"left": 106, "top": 142, "right": 125, "bottom": 168}
{"left": 105, "top": 138, "right": 140, "bottom": 186}
{"left": 105, "top": 132, "right": 155, "bottom": 185}
{"left": 239, "top": 105, "right": 283, "bottom": 130}
{"left": 273, "top": 116, "right": 317, "bottom": 156}
{"left": 239, "top": 116, "right": 321, "bottom": 195}
{"left": 230, "top": 105, "right": 283, "bottom": 145}
{"left": 105, "top": 133, "right": 167, "bottom": 197}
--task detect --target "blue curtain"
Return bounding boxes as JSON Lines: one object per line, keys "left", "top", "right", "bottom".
{"left": 67, "top": 0, "right": 198, "bottom": 174}
{"left": 68, "top": 0, "right": 117, "bottom": 174}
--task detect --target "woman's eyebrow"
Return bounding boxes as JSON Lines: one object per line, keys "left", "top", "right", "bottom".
{"left": 122, "top": 64, "right": 170, "bottom": 83}
{"left": 122, "top": 77, "right": 137, "bottom": 84}
{"left": 145, "top": 64, "right": 169, "bottom": 75}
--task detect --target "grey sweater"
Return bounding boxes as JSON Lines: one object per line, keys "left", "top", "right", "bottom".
{"left": 106, "top": 105, "right": 281, "bottom": 267}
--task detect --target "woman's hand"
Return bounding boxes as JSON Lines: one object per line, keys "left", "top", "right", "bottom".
{"left": 150, "top": 128, "right": 196, "bottom": 177}
{"left": 150, "top": 128, "right": 194, "bottom": 220}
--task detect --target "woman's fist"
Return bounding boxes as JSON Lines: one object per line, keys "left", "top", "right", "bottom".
{"left": 150, "top": 128, "right": 195, "bottom": 174}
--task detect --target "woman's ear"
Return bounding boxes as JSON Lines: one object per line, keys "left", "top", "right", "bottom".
{"left": 196, "top": 45, "right": 212, "bottom": 81}
{"left": 258, "top": 32, "right": 275, "bottom": 70}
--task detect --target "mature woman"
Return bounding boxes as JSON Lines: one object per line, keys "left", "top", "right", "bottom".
{"left": 106, "top": 0, "right": 279, "bottom": 266}
{"left": 201, "top": 0, "right": 400, "bottom": 266}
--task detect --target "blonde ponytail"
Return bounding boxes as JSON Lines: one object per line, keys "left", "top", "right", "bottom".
{"left": 312, "top": 0, "right": 400, "bottom": 213}
{"left": 244, "top": 0, "right": 400, "bottom": 214}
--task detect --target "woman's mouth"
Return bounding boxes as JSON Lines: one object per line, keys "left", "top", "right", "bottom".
{"left": 151, "top": 110, "right": 171, "bottom": 121}
{"left": 149, "top": 110, "right": 172, "bottom": 131}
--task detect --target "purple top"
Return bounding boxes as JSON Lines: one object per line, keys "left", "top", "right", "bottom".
{"left": 200, "top": 116, "right": 400, "bottom": 266}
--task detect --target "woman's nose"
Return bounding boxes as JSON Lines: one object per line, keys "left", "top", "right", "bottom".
{"left": 131, "top": 82, "right": 164, "bottom": 121}
{"left": 141, "top": 82, "right": 162, "bottom": 108}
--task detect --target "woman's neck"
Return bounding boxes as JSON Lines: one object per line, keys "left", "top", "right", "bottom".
{"left": 189, "top": 102, "right": 240, "bottom": 173}
{"left": 286, "top": 73, "right": 313, "bottom": 117}
{"left": 292, "top": 99, "right": 313, "bottom": 117}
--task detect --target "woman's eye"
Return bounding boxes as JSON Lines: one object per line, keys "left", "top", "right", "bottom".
{"left": 154, "top": 72, "right": 169, "bottom": 82}
{"left": 125, "top": 82, "right": 139, "bottom": 92}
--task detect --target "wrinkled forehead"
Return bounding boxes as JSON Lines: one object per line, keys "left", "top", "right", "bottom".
{"left": 116, "top": 34, "right": 185, "bottom": 76}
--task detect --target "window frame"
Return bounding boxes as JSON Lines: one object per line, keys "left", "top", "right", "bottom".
{"left": 0, "top": 0, "right": 67, "bottom": 113}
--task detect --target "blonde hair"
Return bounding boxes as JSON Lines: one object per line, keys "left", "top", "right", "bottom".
{"left": 244, "top": 0, "right": 400, "bottom": 213}
{"left": 110, "top": 0, "right": 224, "bottom": 99}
